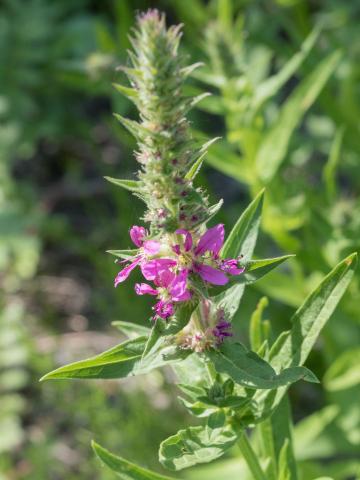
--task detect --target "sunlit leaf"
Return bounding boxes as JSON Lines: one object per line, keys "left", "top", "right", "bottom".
{"left": 256, "top": 50, "right": 342, "bottom": 182}
{"left": 207, "top": 343, "right": 318, "bottom": 390}
{"left": 222, "top": 189, "right": 264, "bottom": 260}
{"left": 104, "top": 176, "right": 142, "bottom": 193}
{"left": 92, "top": 441, "right": 176, "bottom": 479}
{"left": 40, "top": 337, "right": 189, "bottom": 381}
{"left": 252, "top": 27, "right": 320, "bottom": 110}
{"left": 159, "top": 411, "right": 238, "bottom": 471}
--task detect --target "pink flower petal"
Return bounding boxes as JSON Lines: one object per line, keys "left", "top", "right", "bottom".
{"left": 157, "top": 269, "right": 176, "bottom": 288}
{"left": 114, "top": 256, "right": 141, "bottom": 286}
{"left": 175, "top": 229, "right": 193, "bottom": 252}
{"left": 194, "top": 263, "right": 229, "bottom": 285}
{"left": 141, "top": 258, "right": 177, "bottom": 281}
{"left": 143, "top": 240, "right": 161, "bottom": 254}
{"left": 135, "top": 283, "right": 158, "bottom": 296}
{"left": 169, "top": 270, "right": 191, "bottom": 301}
{"left": 172, "top": 244, "right": 181, "bottom": 255}
{"left": 153, "top": 301, "right": 174, "bottom": 319}
{"left": 195, "top": 224, "right": 224, "bottom": 257}
{"left": 130, "top": 226, "right": 147, "bottom": 247}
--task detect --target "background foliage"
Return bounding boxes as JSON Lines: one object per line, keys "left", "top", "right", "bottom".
{"left": 0, "top": 0, "right": 359, "bottom": 479}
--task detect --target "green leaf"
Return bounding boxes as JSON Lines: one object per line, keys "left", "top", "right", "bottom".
{"left": 213, "top": 282, "right": 246, "bottom": 321}
{"left": 106, "top": 249, "right": 138, "bottom": 259}
{"left": 185, "top": 137, "right": 220, "bottom": 181}
{"left": 255, "top": 253, "right": 357, "bottom": 419}
{"left": 323, "top": 348, "right": 360, "bottom": 391}
{"left": 221, "top": 189, "right": 264, "bottom": 260}
{"left": 252, "top": 27, "right": 320, "bottom": 110}
{"left": 185, "top": 155, "right": 204, "bottom": 180}
{"left": 202, "top": 254, "right": 285, "bottom": 317}
{"left": 278, "top": 439, "right": 291, "bottom": 480}
{"left": 312, "top": 478, "right": 334, "bottom": 480}
{"left": 323, "top": 126, "right": 345, "bottom": 200}
{"left": 40, "top": 337, "right": 146, "bottom": 380}
{"left": 111, "top": 321, "right": 151, "bottom": 339}
{"left": 250, "top": 297, "right": 269, "bottom": 352}
{"left": 113, "top": 113, "right": 152, "bottom": 141}
{"left": 207, "top": 343, "right": 318, "bottom": 390}
{"left": 159, "top": 411, "right": 238, "bottom": 471}
{"left": 177, "top": 397, "right": 218, "bottom": 418}
{"left": 231, "top": 255, "right": 294, "bottom": 286}
{"left": 40, "top": 336, "right": 188, "bottom": 381}
{"left": 264, "top": 397, "right": 298, "bottom": 480}
{"left": 270, "top": 253, "right": 358, "bottom": 370}
{"left": 113, "top": 83, "right": 139, "bottom": 103}
{"left": 141, "top": 322, "right": 165, "bottom": 360}
{"left": 213, "top": 191, "right": 264, "bottom": 320}
{"left": 104, "top": 176, "right": 142, "bottom": 193}
{"left": 180, "top": 62, "right": 204, "bottom": 78}
{"left": 172, "top": 354, "right": 209, "bottom": 388}
{"left": 92, "top": 441, "right": 176, "bottom": 480}
{"left": 199, "top": 199, "right": 224, "bottom": 227}
{"left": 256, "top": 50, "right": 342, "bottom": 183}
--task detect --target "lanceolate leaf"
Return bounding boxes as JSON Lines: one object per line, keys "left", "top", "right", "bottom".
{"left": 252, "top": 26, "right": 320, "bottom": 111}
{"left": 159, "top": 411, "right": 238, "bottom": 471}
{"left": 185, "top": 155, "right": 204, "bottom": 180}
{"left": 231, "top": 255, "right": 294, "bottom": 286}
{"left": 221, "top": 189, "right": 264, "bottom": 260}
{"left": 92, "top": 441, "right": 176, "bottom": 480}
{"left": 207, "top": 343, "right": 318, "bottom": 390}
{"left": 40, "top": 337, "right": 146, "bottom": 380}
{"left": 256, "top": 50, "right": 342, "bottom": 183}
{"left": 254, "top": 253, "right": 357, "bottom": 419}
{"left": 323, "top": 126, "right": 345, "bottom": 200}
{"left": 113, "top": 113, "right": 151, "bottom": 140}
{"left": 278, "top": 439, "right": 292, "bottom": 480}
{"left": 260, "top": 397, "right": 298, "bottom": 480}
{"left": 213, "top": 254, "right": 291, "bottom": 321}
{"left": 270, "top": 252, "right": 358, "bottom": 370}
{"left": 113, "top": 83, "right": 139, "bottom": 105}
{"left": 106, "top": 249, "right": 138, "bottom": 259}
{"left": 104, "top": 176, "right": 142, "bottom": 193}
{"left": 250, "top": 297, "right": 269, "bottom": 352}
{"left": 213, "top": 191, "right": 265, "bottom": 320}
{"left": 40, "top": 336, "right": 189, "bottom": 381}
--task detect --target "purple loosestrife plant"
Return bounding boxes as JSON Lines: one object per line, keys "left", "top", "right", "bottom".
{"left": 42, "top": 10, "right": 357, "bottom": 480}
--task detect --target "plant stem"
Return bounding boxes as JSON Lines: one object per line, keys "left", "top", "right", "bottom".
{"left": 238, "top": 432, "right": 267, "bottom": 480}
{"left": 205, "top": 360, "right": 217, "bottom": 384}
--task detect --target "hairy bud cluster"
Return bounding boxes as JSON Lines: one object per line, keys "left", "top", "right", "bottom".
{"left": 115, "top": 10, "right": 214, "bottom": 233}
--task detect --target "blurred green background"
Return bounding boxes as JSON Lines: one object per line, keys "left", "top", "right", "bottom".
{"left": 0, "top": 0, "right": 359, "bottom": 479}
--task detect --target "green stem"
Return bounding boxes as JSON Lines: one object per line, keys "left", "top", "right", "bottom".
{"left": 238, "top": 432, "right": 267, "bottom": 480}
{"left": 205, "top": 360, "right": 217, "bottom": 384}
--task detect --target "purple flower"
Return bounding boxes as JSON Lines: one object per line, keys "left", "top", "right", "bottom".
{"left": 140, "top": 258, "right": 177, "bottom": 281}
{"left": 173, "top": 224, "right": 244, "bottom": 286}
{"left": 114, "top": 225, "right": 166, "bottom": 286}
{"left": 135, "top": 269, "right": 191, "bottom": 320}
{"left": 212, "top": 320, "right": 233, "bottom": 344}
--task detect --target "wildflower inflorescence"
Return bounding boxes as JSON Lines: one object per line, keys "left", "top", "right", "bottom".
{"left": 113, "top": 10, "right": 245, "bottom": 351}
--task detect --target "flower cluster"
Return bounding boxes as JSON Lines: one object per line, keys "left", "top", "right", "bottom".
{"left": 112, "top": 10, "right": 243, "bottom": 350}
{"left": 177, "top": 304, "right": 233, "bottom": 353}
{"left": 115, "top": 224, "right": 244, "bottom": 321}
